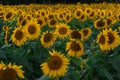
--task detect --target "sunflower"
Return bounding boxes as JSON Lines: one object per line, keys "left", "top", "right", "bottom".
{"left": 84, "top": 8, "right": 92, "bottom": 16}
{"left": 48, "top": 18, "right": 58, "bottom": 28}
{"left": 40, "top": 50, "right": 69, "bottom": 78}
{"left": 0, "top": 11, "right": 4, "bottom": 19}
{"left": 40, "top": 31, "right": 56, "bottom": 48}
{"left": 89, "top": 10, "right": 96, "bottom": 20}
{"left": 79, "top": 12, "right": 87, "bottom": 22}
{"left": 26, "top": 14, "right": 32, "bottom": 21}
{"left": 103, "top": 28, "right": 120, "bottom": 50}
{"left": 66, "top": 40, "right": 84, "bottom": 57}
{"left": 36, "top": 18, "right": 45, "bottom": 28}
{"left": 69, "top": 30, "right": 83, "bottom": 41}
{"left": 40, "top": 9, "right": 47, "bottom": 18}
{"left": 47, "top": 13, "right": 55, "bottom": 20}
{"left": 64, "top": 13, "right": 72, "bottom": 23}
{"left": 94, "top": 19, "right": 107, "bottom": 30}
{"left": 11, "top": 27, "right": 27, "bottom": 46}
{"left": 81, "top": 28, "right": 92, "bottom": 40}
{"left": 17, "top": 14, "right": 25, "bottom": 26}
{"left": 54, "top": 23, "right": 71, "bottom": 39}
{"left": 4, "top": 11, "right": 14, "bottom": 21}
{"left": 96, "top": 32, "right": 109, "bottom": 51}
{"left": 57, "top": 12, "right": 64, "bottom": 21}
{"left": 106, "top": 17, "right": 114, "bottom": 27}
{"left": 99, "top": 10, "right": 106, "bottom": 18}
{"left": 74, "top": 9, "right": 83, "bottom": 19}
{"left": 25, "top": 19, "right": 40, "bottom": 40}
{"left": 20, "top": 18, "right": 28, "bottom": 27}
{"left": 0, "top": 61, "right": 24, "bottom": 80}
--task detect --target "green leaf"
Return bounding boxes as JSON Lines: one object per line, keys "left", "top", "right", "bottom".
{"left": 98, "top": 67, "right": 113, "bottom": 80}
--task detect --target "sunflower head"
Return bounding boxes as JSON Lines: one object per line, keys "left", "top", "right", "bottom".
{"left": 26, "top": 19, "right": 40, "bottom": 40}
{"left": 94, "top": 19, "right": 107, "bottom": 29}
{"left": 48, "top": 18, "right": 58, "bottom": 28}
{"left": 0, "top": 62, "right": 24, "bottom": 80}
{"left": 4, "top": 11, "right": 14, "bottom": 21}
{"left": 69, "top": 30, "right": 83, "bottom": 41}
{"left": 40, "top": 31, "right": 56, "bottom": 48}
{"left": 66, "top": 40, "right": 84, "bottom": 57}
{"left": 64, "top": 13, "right": 71, "bottom": 23}
{"left": 81, "top": 28, "right": 92, "bottom": 39}
{"left": 55, "top": 23, "right": 71, "bottom": 39}
{"left": 40, "top": 50, "right": 69, "bottom": 78}
{"left": 11, "top": 27, "right": 27, "bottom": 46}
{"left": 74, "top": 9, "right": 83, "bottom": 19}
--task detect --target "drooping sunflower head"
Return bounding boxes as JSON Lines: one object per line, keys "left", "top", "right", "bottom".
{"left": 69, "top": 30, "right": 83, "bottom": 41}
{"left": 25, "top": 19, "right": 40, "bottom": 40}
{"left": 17, "top": 14, "right": 25, "bottom": 26}
{"left": 79, "top": 12, "right": 87, "bottom": 22}
{"left": 20, "top": 18, "right": 28, "bottom": 27}
{"left": 103, "top": 28, "right": 120, "bottom": 50}
{"left": 0, "top": 61, "right": 24, "bottom": 80}
{"left": 96, "top": 32, "right": 109, "bottom": 51}
{"left": 94, "top": 19, "right": 107, "bottom": 30}
{"left": 66, "top": 40, "right": 84, "bottom": 57}
{"left": 4, "top": 11, "right": 14, "bottom": 21}
{"left": 40, "top": 50, "right": 69, "bottom": 78}
{"left": 55, "top": 23, "right": 71, "bottom": 39}
{"left": 81, "top": 28, "right": 92, "bottom": 40}
{"left": 11, "top": 27, "right": 27, "bottom": 46}
{"left": 40, "top": 31, "right": 56, "bottom": 48}
{"left": 106, "top": 17, "right": 113, "bottom": 27}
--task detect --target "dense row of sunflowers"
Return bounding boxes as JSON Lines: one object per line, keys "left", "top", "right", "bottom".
{"left": 0, "top": 2, "right": 120, "bottom": 80}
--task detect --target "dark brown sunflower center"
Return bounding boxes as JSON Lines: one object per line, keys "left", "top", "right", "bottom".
{"left": 87, "top": 10, "right": 90, "bottom": 13}
{"left": 90, "top": 12, "right": 94, "bottom": 17}
{"left": 28, "top": 24, "right": 36, "bottom": 34}
{"left": 6, "top": 12, "right": 12, "bottom": 19}
{"left": 43, "top": 33, "right": 53, "bottom": 43}
{"left": 41, "top": 12, "right": 45, "bottom": 16}
{"left": 80, "top": 14, "right": 85, "bottom": 19}
{"left": 37, "top": 19, "right": 43, "bottom": 25}
{"left": 99, "top": 34, "right": 105, "bottom": 44}
{"left": 83, "top": 29, "right": 89, "bottom": 36}
{"left": 21, "top": 19, "right": 27, "bottom": 26}
{"left": 59, "top": 14, "right": 63, "bottom": 18}
{"left": 107, "top": 32, "right": 115, "bottom": 44}
{"left": 14, "top": 30, "right": 23, "bottom": 40}
{"left": 27, "top": 16, "right": 31, "bottom": 21}
{"left": 76, "top": 11, "right": 81, "bottom": 17}
{"left": 107, "top": 19, "right": 112, "bottom": 26}
{"left": 50, "top": 19, "right": 56, "bottom": 26}
{"left": 48, "top": 56, "right": 62, "bottom": 70}
{"left": 66, "top": 15, "right": 70, "bottom": 21}
{"left": 48, "top": 15, "right": 54, "bottom": 19}
{"left": 71, "top": 31, "right": 81, "bottom": 39}
{"left": 70, "top": 41, "right": 81, "bottom": 52}
{"left": 58, "top": 27, "right": 67, "bottom": 35}
{"left": 0, "top": 68, "right": 17, "bottom": 80}
{"left": 96, "top": 20, "right": 105, "bottom": 28}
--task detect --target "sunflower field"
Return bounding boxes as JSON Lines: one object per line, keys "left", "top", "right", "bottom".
{"left": 0, "top": 2, "right": 120, "bottom": 80}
